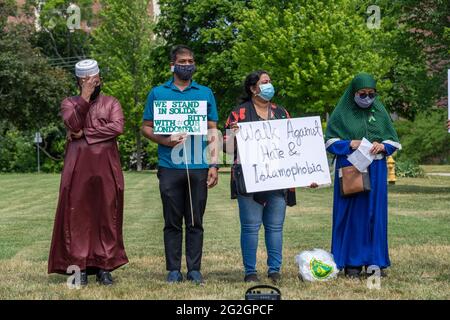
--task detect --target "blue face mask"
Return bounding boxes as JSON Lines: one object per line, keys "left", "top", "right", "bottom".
{"left": 354, "top": 94, "right": 375, "bottom": 109}
{"left": 258, "top": 83, "right": 275, "bottom": 101}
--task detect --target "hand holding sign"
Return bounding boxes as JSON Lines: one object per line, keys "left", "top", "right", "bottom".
{"left": 230, "top": 121, "right": 240, "bottom": 134}
{"left": 165, "top": 133, "right": 187, "bottom": 147}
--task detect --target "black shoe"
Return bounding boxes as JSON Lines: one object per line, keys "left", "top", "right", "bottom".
{"left": 70, "top": 270, "right": 88, "bottom": 286}
{"left": 268, "top": 272, "right": 281, "bottom": 284}
{"left": 244, "top": 273, "right": 259, "bottom": 283}
{"left": 345, "top": 266, "right": 363, "bottom": 279}
{"left": 68, "top": 270, "right": 88, "bottom": 286}
{"left": 96, "top": 269, "right": 114, "bottom": 286}
{"left": 81, "top": 270, "right": 88, "bottom": 286}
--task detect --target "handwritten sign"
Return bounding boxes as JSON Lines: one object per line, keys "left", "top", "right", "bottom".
{"left": 236, "top": 117, "right": 331, "bottom": 192}
{"left": 153, "top": 100, "right": 207, "bottom": 135}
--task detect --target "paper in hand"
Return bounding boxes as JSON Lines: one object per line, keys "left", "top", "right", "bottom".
{"left": 347, "top": 138, "right": 375, "bottom": 172}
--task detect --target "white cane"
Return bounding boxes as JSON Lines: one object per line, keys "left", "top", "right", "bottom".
{"left": 183, "top": 139, "right": 195, "bottom": 227}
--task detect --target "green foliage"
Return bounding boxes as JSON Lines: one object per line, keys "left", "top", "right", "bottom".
{"left": 37, "top": 124, "right": 66, "bottom": 173}
{"left": 0, "top": 27, "right": 72, "bottom": 130}
{"left": 117, "top": 133, "right": 157, "bottom": 170}
{"left": 30, "top": 0, "right": 94, "bottom": 76}
{"left": 91, "top": 0, "right": 157, "bottom": 170}
{"left": 0, "top": 122, "right": 66, "bottom": 173}
{"left": 0, "top": 125, "right": 35, "bottom": 173}
{"left": 394, "top": 109, "right": 450, "bottom": 164}
{"left": 153, "top": 0, "right": 250, "bottom": 124}
{"left": 375, "top": 0, "right": 450, "bottom": 119}
{"left": 232, "top": 0, "right": 393, "bottom": 116}
{"left": 1, "top": 0, "right": 449, "bottom": 171}
{"left": 154, "top": 0, "right": 394, "bottom": 122}
{"left": 395, "top": 160, "right": 425, "bottom": 178}
{"left": 145, "top": 142, "right": 159, "bottom": 170}
{"left": 0, "top": 0, "right": 16, "bottom": 26}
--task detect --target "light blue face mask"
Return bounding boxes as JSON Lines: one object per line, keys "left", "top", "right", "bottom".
{"left": 354, "top": 94, "right": 375, "bottom": 109}
{"left": 258, "top": 83, "right": 275, "bottom": 101}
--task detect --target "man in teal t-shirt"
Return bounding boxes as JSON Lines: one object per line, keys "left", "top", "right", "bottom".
{"left": 141, "top": 45, "right": 219, "bottom": 284}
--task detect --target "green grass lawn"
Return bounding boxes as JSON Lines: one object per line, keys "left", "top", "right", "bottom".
{"left": 0, "top": 172, "right": 449, "bottom": 300}
{"left": 421, "top": 165, "right": 450, "bottom": 174}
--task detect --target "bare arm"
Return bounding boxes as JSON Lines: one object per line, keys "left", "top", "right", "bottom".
{"left": 207, "top": 121, "right": 219, "bottom": 188}
{"left": 207, "top": 121, "right": 219, "bottom": 165}
{"left": 223, "top": 121, "right": 239, "bottom": 156}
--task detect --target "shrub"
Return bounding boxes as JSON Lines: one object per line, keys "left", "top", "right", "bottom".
{"left": 395, "top": 160, "right": 425, "bottom": 178}
{"left": 0, "top": 128, "right": 35, "bottom": 173}
{"left": 394, "top": 109, "right": 450, "bottom": 164}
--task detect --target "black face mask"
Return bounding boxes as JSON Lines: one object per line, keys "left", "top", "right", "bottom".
{"left": 90, "top": 85, "right": 102, "bottom": 102}
{"left": 174, "top": 64, "right": 196, "bottom": 81}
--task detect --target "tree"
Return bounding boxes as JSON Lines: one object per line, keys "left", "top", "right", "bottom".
{"left": 30, "top": 0, "right": 95, "bottom": 71}
{"left": 152, "top": 0, "right": 251, "bottom": 123}
{"left": 90, "top": 0, "right": 157, "bottom": 171}
{"left": 0, "top": 1, "right": 71, "bottom": 131}
{"left": 153, "top": 0, "right": 398, "bottom": 121}
{"left": 232, "top": 0, "right": 393, "bottom": 116}
{"left": 372, "top": 0, "right": 450, "bottom": 120}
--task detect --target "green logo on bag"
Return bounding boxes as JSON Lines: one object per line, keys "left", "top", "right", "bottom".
{"left": 310, "top": 258, "right": 333, "bottom": 279}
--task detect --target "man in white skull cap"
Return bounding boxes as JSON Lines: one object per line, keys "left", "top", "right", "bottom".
{"left": 48, "top": 59, "right": 128, "bottom": 286}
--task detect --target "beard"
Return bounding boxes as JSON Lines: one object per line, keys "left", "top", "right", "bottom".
{"left": 90, "top": 85, "right": 102, "bottom": 102}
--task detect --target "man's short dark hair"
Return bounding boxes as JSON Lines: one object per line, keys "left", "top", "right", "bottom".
{"left": 170, "top": 45, "right": 194, "bottom": 62}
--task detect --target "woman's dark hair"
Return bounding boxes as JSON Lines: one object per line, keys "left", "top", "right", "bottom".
{"left": 240, "top": 70, "right": 269, "bottom": 103}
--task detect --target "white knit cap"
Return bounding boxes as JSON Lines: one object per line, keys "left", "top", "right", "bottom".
{"left": 75, "top": 59, "right": 100, "bottom": 78}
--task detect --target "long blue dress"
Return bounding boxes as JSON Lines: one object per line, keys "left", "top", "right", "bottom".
{"left": 327, "top": 140, "right": 398, "bottom": 269}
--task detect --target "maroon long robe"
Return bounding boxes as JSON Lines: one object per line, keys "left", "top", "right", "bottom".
{"left": 48, "top": 95, "right": 129, "bottom": 274}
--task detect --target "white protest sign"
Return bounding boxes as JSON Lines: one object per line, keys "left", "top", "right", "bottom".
{"left": 153, "top": 100, "right": 207, "bottom": 135}
{"left": 236, "top": 117, "right": 331, "bottom": 193}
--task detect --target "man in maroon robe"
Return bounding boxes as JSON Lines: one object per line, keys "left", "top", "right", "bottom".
{"left": 48, "top": 59, "right": 128, "bottom": 286}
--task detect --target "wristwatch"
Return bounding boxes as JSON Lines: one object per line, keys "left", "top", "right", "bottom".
{"left": 209, "top": 164, "right": 220, "bottom": 170}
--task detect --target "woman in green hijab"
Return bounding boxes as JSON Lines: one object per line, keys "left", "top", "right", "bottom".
{"left": 325, "top": 73, "right": 401, "bottom": 278}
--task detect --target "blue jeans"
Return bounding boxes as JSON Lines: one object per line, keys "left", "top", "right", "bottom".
{"left": 237, "top": 191, "right": 287, "bottom": 275}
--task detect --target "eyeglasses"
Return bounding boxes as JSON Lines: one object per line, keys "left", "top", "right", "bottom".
{"left": 358, "top": 92, "right": 377, "bottom": 99}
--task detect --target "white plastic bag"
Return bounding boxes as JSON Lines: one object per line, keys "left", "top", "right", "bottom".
{"left": 295, "top": 248, "right": 338, "bottom": 281}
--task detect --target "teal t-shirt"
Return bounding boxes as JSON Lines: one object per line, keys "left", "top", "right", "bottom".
{"left": 143, "top": 78, "right": 219, "bottom": 169}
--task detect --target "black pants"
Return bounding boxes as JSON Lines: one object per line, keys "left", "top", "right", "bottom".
{"left": 157, "top": 167, "right": 209, "bottom": 272}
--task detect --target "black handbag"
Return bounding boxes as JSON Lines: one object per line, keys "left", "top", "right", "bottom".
{"left": 232, "top": 164, "right": 249, "bottom": 196}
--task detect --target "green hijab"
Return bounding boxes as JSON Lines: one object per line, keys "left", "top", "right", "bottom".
{"left": 325, "top": 73, "right": 400, "bottom": 146}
